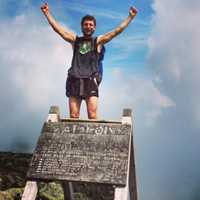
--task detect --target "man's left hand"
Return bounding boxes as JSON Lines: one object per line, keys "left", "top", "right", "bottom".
{"left": 129, "top": 6, "right": 137, "bottom": 18}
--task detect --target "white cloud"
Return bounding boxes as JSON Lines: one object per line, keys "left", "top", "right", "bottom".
{"left": 99, "top": 68, "right": 174, "bottom": 126}
{"left": 111, "top": 34, "right": 148, "bottom": 55}
{"left": 142, "top": 0, "right": 200, "bottom": 199}
{"left": 63, "top": 1, "right": 149, "bottom": 28}
{"left": 63, "top": 1, "right": 126, "bottom": 20}
{"left": 0, "top": 10, "right": 73, "bottom": 151}
{"left": 0, "top": 12, "right": 73, "bottom": 110}
{"left": 148, "top": 0, "right": 200, "bottom": 126}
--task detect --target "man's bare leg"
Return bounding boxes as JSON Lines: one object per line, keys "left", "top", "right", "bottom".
{"left": 86, "top": 96, "right": 98, "bottom": 119}
{"left": 69, "top": 96, "right": 82, "bottom": 118}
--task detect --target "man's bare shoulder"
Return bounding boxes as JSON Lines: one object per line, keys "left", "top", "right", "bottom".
{"left": 96, "top": 35, "right": 105, "bottom": 45}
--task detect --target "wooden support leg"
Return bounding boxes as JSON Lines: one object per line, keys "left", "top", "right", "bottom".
{"left": 62, "top": 182, "right": 74, "bottom": 200}
{"left": 114, "top": 186, "right": 129, "bottom": 200}
{"left": 129, "top": 138, "right": 138, "bottom": 200}
{"left": 114, "top": 109, "right": 137, "bottom": 200}
{"left": 22, "top": 181, "right": 38, "bottom": 200}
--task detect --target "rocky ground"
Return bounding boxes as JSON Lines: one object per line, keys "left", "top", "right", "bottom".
{"left": 0, "top": 152, "right": 114, "bottom": 200}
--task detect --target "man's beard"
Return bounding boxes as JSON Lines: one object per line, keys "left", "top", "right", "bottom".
{"left": 82, "top": 28, "right": 95, "bottom": 37}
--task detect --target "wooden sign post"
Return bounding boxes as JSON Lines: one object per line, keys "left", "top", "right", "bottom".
{"left": 22, "top": 106, "right": 138, "bottom": 200}
{"left": 114, "top": 109, "right": 137, "bottom": 200}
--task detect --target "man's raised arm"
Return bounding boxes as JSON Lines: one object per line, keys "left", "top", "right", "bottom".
{"left": 41, "top": 3, "right": 76, "bottom": 43}
{"left": 97, "top": 7, "right": 137, "bottom": 45}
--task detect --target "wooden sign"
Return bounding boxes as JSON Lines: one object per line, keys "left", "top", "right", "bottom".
{"left": 27, "top": 121, "right": 131, "bottom": 186}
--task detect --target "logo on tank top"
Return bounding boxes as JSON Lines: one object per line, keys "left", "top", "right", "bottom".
{"left": 79, "top": 41, "right": 92, "bottom": 54}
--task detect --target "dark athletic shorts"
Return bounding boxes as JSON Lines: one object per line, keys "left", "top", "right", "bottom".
{"left": 66, "top": 75, "right": 99, "bottom": 99}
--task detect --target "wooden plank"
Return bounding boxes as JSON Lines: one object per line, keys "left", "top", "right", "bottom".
{"left": 115, "top": 137, "right": 138, "bottom": 200}
{"left": 129, "top": 138, "right": 138, "bottom": 200}
{"left": 114, "top": 131, "right": 131, "bottom": 200}
{"left": 27, "top": 121, "right": 131, "bottom": 186}
{"left": 62, "top": 182, "right": 74, "bottom": 200}
{"left": 22, "top": 106, "right": 61, "bottom": 200}
{"left": 114, "top": 108, "right": 137, "bottom": 200}
{"left": 61, "top": 118, "right": 121, "bottom": 124}
{"left": 48, "top": 106, "right": 74, "bottom": 200}
{"left": 21, "top": 181, "right": 38, "bottom": 200}
{"left": 46, "top": 105, "right": 60, "bottom": 122}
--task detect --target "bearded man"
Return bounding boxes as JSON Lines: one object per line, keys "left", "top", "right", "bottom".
{"left": 41, "top": 3, "right": 137, "bottom": 119}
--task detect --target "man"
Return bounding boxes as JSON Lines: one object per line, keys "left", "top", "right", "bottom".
{"left": 41, "top": 3, "right": 137, "bottom": 119}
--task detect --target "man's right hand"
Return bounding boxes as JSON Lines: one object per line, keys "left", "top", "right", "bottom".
{"left": 41, "top": 3, "right": 49, "bottom": 15}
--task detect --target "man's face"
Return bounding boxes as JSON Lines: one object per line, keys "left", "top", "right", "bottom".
{"left": 82, "top": 20, "right": 96, "bottom": 37}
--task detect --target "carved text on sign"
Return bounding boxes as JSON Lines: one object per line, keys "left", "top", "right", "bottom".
{"left": 27, "top": 122, "right": 131, "bottom": 186}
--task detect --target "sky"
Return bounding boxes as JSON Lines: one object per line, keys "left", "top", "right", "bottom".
{"left": 0, "top": 0, "right": 200, "bottom": 199}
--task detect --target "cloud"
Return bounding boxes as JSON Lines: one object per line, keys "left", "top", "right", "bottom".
{"left": 63, "top": 1, "right": 126, "bottom": 20}
{"left": 99, "top": 68, "right": 174, "bottom": 126}
{"left": 63, "top": 1, "right": 149, "bottom": 28}
{"left": 109, "top": 33, "right": 148, "bottom": 62}
{"left": 142, "top": 0, "right": 200, "bottom": 199}
{"left": 148, "top": 0, "right": 200, "bottom": 127}
{"left": 0, "top": 9, "right": 73, "bottom": 151}
{"left": 1, "top": 12, "right": 74, "bottom": 107}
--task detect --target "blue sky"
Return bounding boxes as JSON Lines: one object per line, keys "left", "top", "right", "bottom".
{"left": 1, "top": 0, "right": 200, "bottom": 200}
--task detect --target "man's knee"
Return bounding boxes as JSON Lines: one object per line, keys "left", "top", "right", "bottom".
{"left": 70, "top": 111, "right": 80, "bottom": 118}
{"left": 86, "top": 96, "right": 98, "bottom": 119}
{"left": 88, "top": 109, "right": 97, "bottom": 119}
{"left": 69, "top": 96, "right": 81, "bottom": 119}
{"left": 69, "top": 105, "right": 80, "bottom": 118}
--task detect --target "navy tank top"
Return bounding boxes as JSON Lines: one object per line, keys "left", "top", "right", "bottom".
{"left": 68, "top": 36, "right": 99, "bottom": 78}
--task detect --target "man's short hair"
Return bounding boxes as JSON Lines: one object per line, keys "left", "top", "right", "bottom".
{"left": 81, "top": 15, "right": 96, "bottom": 27}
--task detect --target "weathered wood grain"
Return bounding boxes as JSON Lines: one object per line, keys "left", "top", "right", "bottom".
{"left": 27, "top": 121, "right": 131, "bottom": 186}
